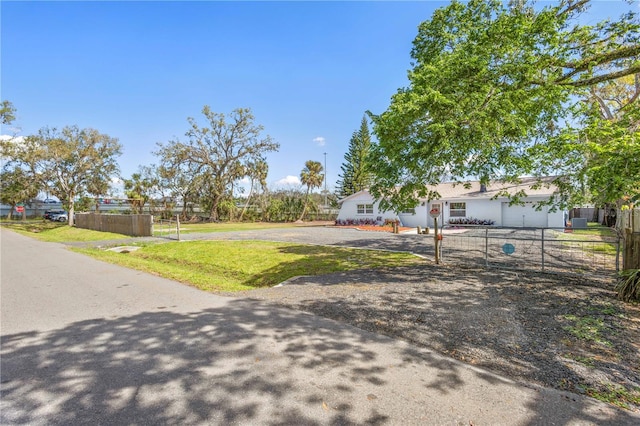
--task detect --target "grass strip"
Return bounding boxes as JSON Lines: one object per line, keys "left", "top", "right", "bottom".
{"left": 74, "top": 240, "right": 423, "bottom": 292}
{"left": 1, "top": 221, "right": 129, "bottom": 242}
{"left": 174, "top": 222, "right": 300, "bottom": 234}
{"left": 585, "top": 384, "right": 640, "bottom": 410}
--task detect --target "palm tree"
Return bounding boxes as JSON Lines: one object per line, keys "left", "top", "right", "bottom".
{"left": 239, "top": 158, "right": 268, "bottom": 221}
{"left": 298, "top": 160, "right": 324, "bottom": 221}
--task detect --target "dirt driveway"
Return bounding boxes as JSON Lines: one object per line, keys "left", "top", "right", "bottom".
{"left": 201, "top": 226, "right": 639, "bottom": 411}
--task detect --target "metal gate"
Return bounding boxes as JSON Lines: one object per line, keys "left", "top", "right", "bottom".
{"left": 153, "top": 217, "right": 181, "bottom": 240}
{"left": 439, "top": 227, "right": 619, "bottom": 277}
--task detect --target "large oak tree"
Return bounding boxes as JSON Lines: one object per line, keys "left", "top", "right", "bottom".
{"left": 368, "top": 0, "right": 639, "bottom": 212}
{"left": 19, "top": 126, "right": 122, "bottom": 225}
{"left": 156, "top": 106, "right": 279, "bottom": 221}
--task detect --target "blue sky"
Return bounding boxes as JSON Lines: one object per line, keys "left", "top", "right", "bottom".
{"left": 1, "top": 1, "right": 636, "bottom": 195}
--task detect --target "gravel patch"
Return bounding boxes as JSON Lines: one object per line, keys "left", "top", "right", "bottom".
{"left": 200, "top": 227, "right": 640, "bottom": 411}
{"left": 234, "top": 265, "right": 640, "bottom": 410}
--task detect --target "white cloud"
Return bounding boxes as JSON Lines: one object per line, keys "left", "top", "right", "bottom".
{"left": 313, "top": 136, "right": 325, "bottom": 147}
{"left": 0, "top": 134, "right": 25, "bottom": 144}
{"left": 109, "top": 177, "right": 125, "bottom": 197}
{"left": 275, "top": 175, "right": 301, "bottom": 186}
{"left": 0, "top": 136, "right": 25, "bottom": 160}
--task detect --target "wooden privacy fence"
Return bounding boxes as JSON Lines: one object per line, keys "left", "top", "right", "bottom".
{"left": 75, "top": 213, "right": 153, "bottom": 237}
{"left": 620, "top": 209, "right": 640, "bottom": 270}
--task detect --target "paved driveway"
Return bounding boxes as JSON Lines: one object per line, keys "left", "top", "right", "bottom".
{"left": 180, "top": 226, "right": 437, "bottom": 255}
{"left": 2, "top": 228, "right": 638, "bottom": 425}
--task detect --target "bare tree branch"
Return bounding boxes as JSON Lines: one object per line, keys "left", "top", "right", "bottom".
{"left": 560, "top": 63, "right": 640, "bottom": 87}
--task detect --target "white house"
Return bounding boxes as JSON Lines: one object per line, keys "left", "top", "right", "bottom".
{"left": 337, "top": 177, "right": 565, "bottom": 228}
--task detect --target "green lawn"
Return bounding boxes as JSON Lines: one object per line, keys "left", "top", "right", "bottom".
{"left": 3, "top": 219, "right": 307, "bottom": 241}
{"left": 555, "top": 222, "right": 618, "bottom": 256}
{"left": 565, "top": 222, "right": 618, "bottom": 238}
{"left": 75, "top": 240, "right": 423, "bottom": 292}
{"left": 0, "top": 220, "right": 130, "bottom": 242}
{"left": 153, "top": 221, "right": 305, "bottom": 235}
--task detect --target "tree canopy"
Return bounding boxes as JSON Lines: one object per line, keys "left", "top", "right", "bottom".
{"left": 124, "top": 167, "right": 158, "bottom": 214}
{"left": 558, "top": 74, "right": 640, "bottom": 207}
{"left": 16, "top": 126, "right": 122, "bottom": 225}
{"left": 0, "top": 166, "right": 40, "bottom": 219}
{"left": 299, "top": 160, "right": 324, "bottom": 221}
{"left": 239, "top": 157, "right": 269, "bottom": 221}
{"left": 368, "top": 0, "right": 639, "bottom": 212}
{"left": 337, "top": 116, "right": 374, "bottom": 198}
{"left": 155, "top": 106, "right": 279, "bottom": 221}
{"left": 1, "top": 100, "right": 16, "bottom": 125}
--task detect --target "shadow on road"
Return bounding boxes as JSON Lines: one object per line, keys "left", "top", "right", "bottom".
{"left": 2, "top": 297, "right": 638, "bottom": 425}
{"left": 2, "top": 300, "right": 391, "bottom": 425}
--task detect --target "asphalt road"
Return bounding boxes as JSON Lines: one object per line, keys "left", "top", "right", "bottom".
{"left": 2, "top": 228, "right": 639, "bottom": 425}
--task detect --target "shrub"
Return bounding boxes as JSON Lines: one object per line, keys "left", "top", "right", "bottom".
{"left": 448, "top": 217, "right": 495, "bottom": 226}
{"left": 335, "top": 218, "right": 378, "bottom": 226}
{"left": 616, "top": 269, "right": 640, "bottom": 302}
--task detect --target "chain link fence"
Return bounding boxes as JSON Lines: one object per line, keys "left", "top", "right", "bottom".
{"left": 438, "top": 227, "right": 619, "bottom": 278}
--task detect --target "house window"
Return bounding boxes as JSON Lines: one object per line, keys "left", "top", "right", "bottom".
{"left": 401, "top": 208, "right": 416, "bottom": 214}
{"left": 450, "top": 202, "right": 466, "bottom": 217}
{"left": 357, "top": 204, "right": 374, "bottom": 214}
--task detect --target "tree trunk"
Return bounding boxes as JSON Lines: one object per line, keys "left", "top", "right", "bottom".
{"left": 68, "top": 201, "right": 75, "bottom": 226}
{"left": 209, "top": 194, "right": 221, "bottom": 222}
{"left": 239, "top": 182, "right": 254, "bottom": 222}
{"left": 298, "top": 188, "right": 310, "bottom": 222}
{"left": 603, "top": 203, "right": 617, "bottom": 227}
{"left": 181, "top": 200, "right": 188, "bottom": 221}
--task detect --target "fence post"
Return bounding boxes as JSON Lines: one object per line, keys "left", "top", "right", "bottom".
{"left": 176, "top": 215, "right": 181, "bottom": 241}
{"left": 616, "top": 236, "right": 621, "bottom": 273}
{"left": 485, "top": 228, "right": 489, "bottom": 267}
{"left": 434, "top": 218, "right": 440, "bottom": 264}
{"left": 541, "top": 228, "right": 545, "bottom": 272}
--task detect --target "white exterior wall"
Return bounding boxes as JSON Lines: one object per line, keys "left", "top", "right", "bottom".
{"left": 501, "top": 202, "right": 548, "bottom": 227}
{"left": 338, "top": 192, "right": 564, "bottom": 228}
{"left": 398, "top": 203, "right": 429, "bottom": 228}
{"left": 337, "top": 194, "right": 398, "bottom": 223}
{"left": 336, "top": 193, "right": 373, "bottom": 221}
{"left": 439, "top": 199, "right": 501, "bottom": 227}
{"left": 548, "top": 209, "right": 565, "bottom": 228}
{"left": 499, "top": 197, "right": 565, "bottom": 228}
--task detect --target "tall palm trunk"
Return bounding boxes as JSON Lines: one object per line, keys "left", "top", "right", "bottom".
{"left": 298, "top": 187, "right": 311, "bottom": 222}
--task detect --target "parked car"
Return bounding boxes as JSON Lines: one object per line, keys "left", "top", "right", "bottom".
{"left": 50, "top": 212, "right": 68, "bottom": 222}
{"left": 44, "top": 209, "right": 66, "bottom": 221}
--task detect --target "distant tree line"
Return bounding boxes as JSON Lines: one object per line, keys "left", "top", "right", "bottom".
{"left": 1, "top": 102, "right": 338, "bottom": 224}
